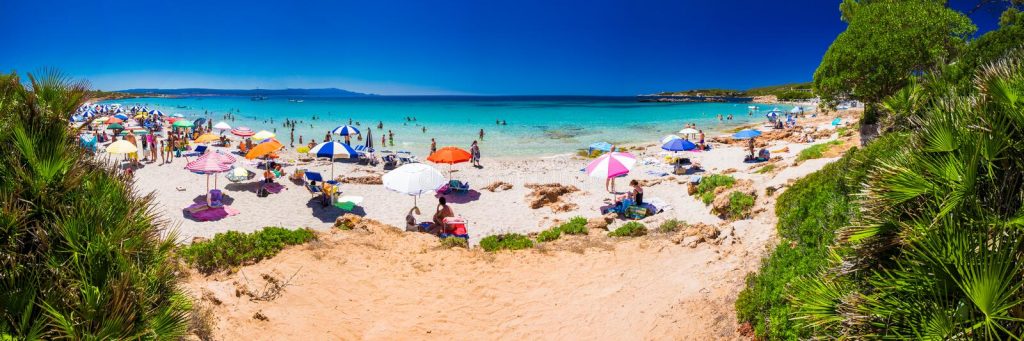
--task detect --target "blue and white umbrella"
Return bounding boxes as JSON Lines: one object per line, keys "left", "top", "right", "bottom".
{"left": 662, "top": 138, "right": 696, "bottom": 152}
{"left": 151, "top": 110, "right": 164, "bottom": 116}
{"left": 331, "top": 125, "right": 360, "bottom": 136}
{"left": 732, "top": 129, "right": 762, "bottom": 140}
{"left": 113, "top": 113, "right": 129, "bottom": 120}
{"left": 308, "top": 141, "right": 357, "bottom": 178}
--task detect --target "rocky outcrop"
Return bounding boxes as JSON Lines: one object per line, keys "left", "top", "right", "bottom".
{"left": 525, "top": 183, "right": 579, "bottom": 210}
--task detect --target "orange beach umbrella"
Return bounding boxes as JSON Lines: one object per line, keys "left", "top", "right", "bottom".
{"left": 245, "top": 139, "right": 283, "bottom": 160}
{"left": 427, "top": 146, "right": 471, "bottom": 164}
{"left": 427, "top": 146, "right": 471, "bottom": 180}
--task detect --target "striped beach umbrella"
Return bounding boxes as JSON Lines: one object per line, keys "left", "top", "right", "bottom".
{"left": 186, "top": 152, "right": 235, "bottom": 205}
{"left": 331, "top": 125, "right": 360, "bottom": 136}
{"left": 309, "top": 141, "right": 357, "bottom": 178}
{"left": 113, "top": 113, "right": 129, "bottom": 120}
{"left": 585, "top": 151, "right": 636, "bottom": 179}
{"left": 231, "top": 127, "right": 255, "bottom": 137}
{"left": 151, "top": 110, "right": 164, "bottom": 116}
{"left": 252, "top": 130, "right": 276, "bottom": 140}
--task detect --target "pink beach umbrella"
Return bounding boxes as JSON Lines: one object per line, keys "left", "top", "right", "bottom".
{"left": 585, "top": 151, "right": 637, "bottom": 179}
{"left": 186, "top": 151, "right": 236, "bottom": 205}
{"left": 231, "top": 127, "right": 255, "bottom": 137}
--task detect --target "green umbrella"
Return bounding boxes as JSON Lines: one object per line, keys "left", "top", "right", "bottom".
{"left": 107, "top": 123, "right": 124, "bottom": 130}
{"left": 172, "top": 120, "right": 194, "bottom": 128}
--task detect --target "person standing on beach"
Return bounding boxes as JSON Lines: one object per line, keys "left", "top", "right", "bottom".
{"left": 158, "top": 139, "right": 165, "bottom": 164}
{"left": 606, "top": 146, "right": 617, "bottom": 193}
{"left": 430, "top": 138, "right": 437, "bottom": 154}
{"left": 470, "top": 140, "right": 481, "bottom": 167}
{"left": 381, "top": 134, "right": 385, "bottom": 147}
{"left": 388, "top": 130, "right": 394, "bottom": 146}
{"left": 147, "top": 132, "right": 157, "bottom": 162}
{"left": 290, "top": 127, "right": 295, "bottom": 147}
{"left": 324, "top": 132, "right": 331, "bottom": 143}
{"left": 698, "top": 130, "right": 705, "bottom": 149}
{"left": 479, "top": 129, "right": 485, "bottom": 141}
{"left": 422, "top": 126, "right": 427, "bottom": 133}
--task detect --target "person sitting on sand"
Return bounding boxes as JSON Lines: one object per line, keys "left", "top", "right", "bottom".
{"left": 263, "top": 168, "right": 275, "bottom": 184}
{"left": 427, "top": 197, "right": 454, "bottom": 235}
{"left": 615, "top": 180, "right": 644, "bottom": 207}
{"left": 405, "top": 206, "right": 421, "bottom": 232}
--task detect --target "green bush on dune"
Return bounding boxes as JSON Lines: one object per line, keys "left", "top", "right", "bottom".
{"left": 658, "top": 219, "right": 685, "bottom": 233}
{"left": 180, "top": 227, "right": 316, "bottom": 274}
{"left": 536, "top": 216, "right": 589, "bottom": 243}
{"left": 795, "top": 140, "right": 842, "bottom": 162}
{"left": 608, "top": 221, "right": 648, "bottom": 237}
{"left": 479, "top": 233, "right": 534, "bottom": 252}
{"left": 695, "top": 174, "right": 736, "bottom": 205}
{"left": 725, "top": 192, "right": 755, "bottom": 220}
{"left": 0, "top": 71, "right": 191, "bottom": 338}
{"left": 734, "top": 133, "right": 907, "bottom": 339}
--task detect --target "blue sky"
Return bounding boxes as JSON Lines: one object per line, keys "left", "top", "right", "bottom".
{"left": 0, "top": 0, "right": 1007, "bottom": 95}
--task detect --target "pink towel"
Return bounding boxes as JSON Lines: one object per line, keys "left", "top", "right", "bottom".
{"left": 183, "top": 203, "right": 240, "bottom": 222}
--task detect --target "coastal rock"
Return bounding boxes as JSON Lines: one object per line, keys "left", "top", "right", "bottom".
{"left": 586, "top": 216, "right": 610, "bottom": 230}
{"left": 672, "top": 223, "right": 720, "bottom": 247}
{"left": 335, "top": 214, "right": 362, "bottom": 230}
{"left": 721, "top": 168, "right": 737, "bottom": 174}
{"left": 525, "top": 183, "right": 579, "bottom": 210}
{"left": 483, "top": 181, "right": 514, "bottom": 192}
{"left": 340, "top": 175, "right": 383, "bottom": 185}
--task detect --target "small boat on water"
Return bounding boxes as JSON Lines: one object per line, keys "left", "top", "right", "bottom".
{"left": 748, "top": 105, "right": 758, "bottom": 110}
{"left": 250, "top": 95, "right": 268, "bottom": 101}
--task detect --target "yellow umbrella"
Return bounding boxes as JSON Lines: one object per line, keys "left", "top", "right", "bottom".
{"left": 253, "top": 130, "right": 276, "bottom": 140}
{"left": 245, "top": 139, "right": 283, "bottom": 160}
{"left": 134, "top": 113, "right": 148, "bottom": 119}
{"left": 106, "top": 140, "right": 138, "bottom": 154}
{"left": 194, "top": 133, "right": 219, "bottom": 144}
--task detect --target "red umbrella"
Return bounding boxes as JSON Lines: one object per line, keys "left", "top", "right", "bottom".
{"left": 231, "top": 127, "right": 255, "bottom": 137}
{"left": 427, "top": 146, "right": 472, "bottom": 180}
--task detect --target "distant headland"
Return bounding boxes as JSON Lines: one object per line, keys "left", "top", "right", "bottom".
{"left": 639, "top": 82, "right": 814, "bottom": 103}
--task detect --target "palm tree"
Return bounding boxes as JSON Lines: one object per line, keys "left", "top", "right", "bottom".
{"left": 0, "top": 70, "right": 188, "bottom": 338}
{"left": 792, "top": 49, "right": 1024, "bottom": 338}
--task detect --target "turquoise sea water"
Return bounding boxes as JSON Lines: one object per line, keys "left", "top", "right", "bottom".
{"left": 102, "top": 96, "right": 791, "bottom": 157}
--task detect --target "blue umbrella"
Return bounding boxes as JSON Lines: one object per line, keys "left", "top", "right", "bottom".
{"left": 331, "top": 125, "right": 360, "bottom": 136}
{"left": 113, "top": 113, "right": 129, "bottom": 120}
{"left": 309, "top": 141, "right": 357, "bottom": 178}
{"left": 732, "top": 129, "right": 762, "bottom": 140}
{"left": 662, "top": 138, "right": 696, "bottom": 152}
{"left": 151, "top": 110, "right": 164, "bottom": 116}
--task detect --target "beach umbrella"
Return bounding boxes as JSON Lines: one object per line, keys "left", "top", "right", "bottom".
{"left": 331, "top": 125, "right": 360, "bottom": 136}
{"left": 790, "top": 106, "right": 803, "bottom": 114}
{"left": 151, "top": 110, "right": 164, "bottom": 116}
{"left": 106, "top": 123, "right": 124, "bottom": 130}
{"left": 661, "top": 138, "right": 697, "bottom": 152}
{"left": 252, "top": 130, "right": 276, "bottom": 140}
{"left": 585, "top": 151, "right": 637, "bottom": 179}
{"left": 231, "top": 127, "right": 255, "bottom": 137}
{"left": 365, "top": 128, "right": 374, "bottom": 150}
{"left": 94, "top": 116, "right": 109, "bottom": 123}
{"left": 113, "top": 113, "right": 129, "bottom": 120}
{"left": 225, "top": 166, "right": 255, "bottom": 182}
{"left": 213, "top": 121, "right": 232, "bottom": 132}
{"left": 245, "top": 139, "right": 283, "bottom": 160}
{"left": 427, "top": 146, "right": 472, "bottom": 180}
{"left": 106, "top": 117, "right": 124, "bottom": 124}
{"left": 678, "top": 127, "right": 699, "bottom": 135}
{"left": 186, "top": 152, "right": 235, "bottom": 205}
{"left": 172, "top": 120, "right": 194, "bottom": 128}
{"left": 732, "top": 129, "right": 762, "bottom": 140}
{"left": 383, "top": 163, "right": 446, "bottom": 208}
{"left": 106, "top": 140, "right": 138, "bottom": 154}
{"left": 661, "top": 135, "right": 682, "bottom": 144}
{"left": 308, "top": 141, "right": 356, "bottom": 178}
{"left": 194, "top": 133, "right": 219, "bottom": 144}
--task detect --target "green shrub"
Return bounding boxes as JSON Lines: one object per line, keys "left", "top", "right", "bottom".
{"left": 536, "top": 228, "right": 562, "bottom": 242}
{"left": 181, "top": 227, "right": 316, "bottom": 274}
{"left": 796, "top": 140, "right": 842, "bottom": 161}
{"left": 479, "top": 233, "right": 534, "bottom": 252}
{"left": 726, "top": 192, "right": 756, "bottom": 219}
{"left": 439, "top": 236, "right": 468, "bottom": 249}
{"left": 735, "top": 133, "right": 907, "bottom": 339}
{"left": 0, "top": 72, "right": 191, "bottom": 338}
{"left": 560, "top": 216, "right": 589, "bottom": 235}
{"left": 755, "top": 164, "right": 775, "bottom": 174}
{"left": 609, "top": 221, "right": 648, "bottom": 237}
{"left": 658, "top": 219, "right": 685, "bottom": 233}
{"left": 695, "top": 174, "right": 736, "bottom": 204}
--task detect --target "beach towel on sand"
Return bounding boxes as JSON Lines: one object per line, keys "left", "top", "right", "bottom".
{"left": 183, "top": 202, "right": 240, "bottom": 221}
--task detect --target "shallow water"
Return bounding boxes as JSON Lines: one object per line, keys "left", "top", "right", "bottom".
{"left": 102, "top": 96, "right": 790, "bottom": 157}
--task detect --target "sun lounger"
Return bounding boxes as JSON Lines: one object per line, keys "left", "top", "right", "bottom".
{"left": 186, "top": 145, "right": 208, "bottom": 157}
{"left": 440, "top": 217, "right": 469, "bottom": 241}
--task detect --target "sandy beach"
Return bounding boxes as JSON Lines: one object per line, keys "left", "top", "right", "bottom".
{"left": 87, "top": 106, "right": 863, "bottom": 339}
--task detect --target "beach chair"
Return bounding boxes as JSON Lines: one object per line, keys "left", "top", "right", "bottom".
{"left": 208, "top": 189, "right": 224, "bottom": 207}
{"left": 304, "top": 171, "right": 324, "bottom": 197}
{"left": 187, "top": 145, "right": 208, "bottom": 157}
{"left": 397, "top": 151, "right": 417, "bottom": 164}
{"left": 448, "top": 180, "right": 470, "bottom": 193}
{"left": 440, "top": 217, "right": 469, "bottom": 241}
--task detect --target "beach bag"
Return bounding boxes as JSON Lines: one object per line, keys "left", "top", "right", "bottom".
{"left": 256, "top": 187, "right": 269, "bottom": 197}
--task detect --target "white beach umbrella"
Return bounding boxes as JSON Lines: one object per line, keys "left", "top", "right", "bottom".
{"left": 678, "top": 128, "right": 699, "bottom": 135}
{"left": 382, "top": 163, "right": 446, "bottom": 208}
{"left": 661, "top": 135, "right": 682, "bottom": 144}
{"left": 213, "top": 121, "right": 232, "bottom": 132}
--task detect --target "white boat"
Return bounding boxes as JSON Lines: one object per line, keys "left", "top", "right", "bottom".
{"left": 747, "top": 105, "right": 758, "bottom": 110}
